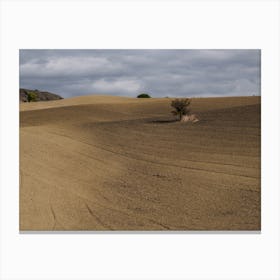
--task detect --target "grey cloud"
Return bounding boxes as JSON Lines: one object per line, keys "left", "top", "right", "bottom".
{"left": 19, "top": 49, "right": 261, "bottom": 98}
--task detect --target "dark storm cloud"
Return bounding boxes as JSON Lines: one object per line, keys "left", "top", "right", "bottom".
{"left": 19, "top": 49, "right": 260, "bottom": 98}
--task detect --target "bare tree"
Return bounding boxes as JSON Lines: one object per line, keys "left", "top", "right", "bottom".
{"left": 171, "top": 98, "right": 191, "bottom": 121}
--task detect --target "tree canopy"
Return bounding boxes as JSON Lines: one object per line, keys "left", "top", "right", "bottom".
{"left": 137, "top": 93, "right": 151, "bottom": 98}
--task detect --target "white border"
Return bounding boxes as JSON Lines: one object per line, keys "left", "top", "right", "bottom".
{"left": 1, "top": 1, "right": 280, "bottom": 279}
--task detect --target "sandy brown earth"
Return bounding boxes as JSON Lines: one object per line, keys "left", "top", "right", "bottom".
{"left": 20, "top": 95, "right": 261, "bottom": 231}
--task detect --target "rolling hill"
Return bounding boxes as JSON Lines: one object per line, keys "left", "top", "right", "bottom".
{"left": 20, "top": 95, "right": 261, "bottom": 230}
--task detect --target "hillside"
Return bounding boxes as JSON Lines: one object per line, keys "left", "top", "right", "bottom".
{"left": 20, "top": 88, "right": 63, "bottom": 102}
{"left": 20, "top": 95, "right": 261, "bottom": 231}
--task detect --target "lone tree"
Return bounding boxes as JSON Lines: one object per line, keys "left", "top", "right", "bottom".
{"left": 171, "top": 98, "right": 191, "bottom": 121}
{"left": 137, "top": 93, "right": 151, "bottom": 98}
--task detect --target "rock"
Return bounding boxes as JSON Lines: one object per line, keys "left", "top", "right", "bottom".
{"left": 181, "top": 114, "right": 199, "bottom": 123}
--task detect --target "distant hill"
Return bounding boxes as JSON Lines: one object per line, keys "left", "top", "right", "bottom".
{"left": 20, "top": 88, "right": 63, "bottom": 102}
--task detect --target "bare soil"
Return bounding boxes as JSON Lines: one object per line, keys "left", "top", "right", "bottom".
{"left": 20, "top": 95, "right": 261, "bottom": 230}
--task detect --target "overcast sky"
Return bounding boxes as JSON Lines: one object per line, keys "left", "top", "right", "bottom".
{"left": 20, "top": 49, "right": 260, "bottom": 98}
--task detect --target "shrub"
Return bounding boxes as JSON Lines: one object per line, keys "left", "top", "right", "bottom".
{"left": 27, "top": 91, "right": 37, "bottom": 102}
{"left": 137, "top": 93, "right": 151, "bottom": 98}
{"left": 171, "top": 98, "right": 191, "bottom": 121}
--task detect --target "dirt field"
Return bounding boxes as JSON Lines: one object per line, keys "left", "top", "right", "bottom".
{"left": 20, "top": 95, "right": 261, "bottom": 230}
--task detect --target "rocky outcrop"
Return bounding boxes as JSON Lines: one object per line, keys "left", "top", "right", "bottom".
{"left": 20, "top": 88, "right": 63, "bottom": 102}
